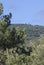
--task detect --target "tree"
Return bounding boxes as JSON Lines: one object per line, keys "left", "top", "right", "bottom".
{"left": 0, "top": 3, "right": 26, "bottom": 51}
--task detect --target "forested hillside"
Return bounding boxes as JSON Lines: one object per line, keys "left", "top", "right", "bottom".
{"left": 11, "top": 24, "right": 44, "bottom": 40}
{"left": 0, "top": 3, "right": 44, "bottom": 65}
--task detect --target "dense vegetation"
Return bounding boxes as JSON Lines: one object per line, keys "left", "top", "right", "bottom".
{"left": 11, "top": 24, "right": 44, "bottom": 40}
{"left": 0, "top": 3, "right": 44, "bottom": 65}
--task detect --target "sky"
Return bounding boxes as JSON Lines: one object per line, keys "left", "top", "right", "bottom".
{"left": 0, "top": 0, "right": 44, "bottom": 25}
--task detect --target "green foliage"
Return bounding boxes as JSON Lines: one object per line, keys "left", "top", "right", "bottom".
{"left": 0, "top": 4, "right": 26, "bottom": 49}
{"left": 0, "top": 3, "right": 44, "bottom": 65}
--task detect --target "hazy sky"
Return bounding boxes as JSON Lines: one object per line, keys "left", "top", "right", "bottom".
{"left": 0, "top": 0, "right": 44, "bottom": 25}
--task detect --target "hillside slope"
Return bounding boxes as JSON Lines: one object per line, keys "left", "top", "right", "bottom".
{"left": 11, "top": 24, "right": 44, "bottom": 40}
